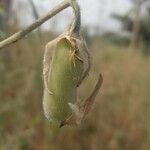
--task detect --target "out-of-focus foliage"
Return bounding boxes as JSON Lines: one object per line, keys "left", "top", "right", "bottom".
{"left": 0, "top": 34, "right": 150, "bottom": 150}
{"left": 112, "top": 0, "right": 150, "bottom": 53}
{"left": 112, "top": 7, "right": 150, "bottom": 45}
{"left": 0, "top": 0, "right": 12, "bottom": 38}
{"left": 0, "top": 5, "right": 6, "bottom": 38}
{"left": 102, "top": 32, "right": 130, "bottom": 46}
{"left": 112, "top": 14, "right": 133, "bottom": 31}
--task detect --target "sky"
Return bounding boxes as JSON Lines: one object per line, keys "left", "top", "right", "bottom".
{"left": 12, "top": 0, "right": 132, "bottom": 32}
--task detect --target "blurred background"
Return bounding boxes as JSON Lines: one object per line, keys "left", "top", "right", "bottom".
{"left": 0, "top": 0, "right": 150, "bottom": 149}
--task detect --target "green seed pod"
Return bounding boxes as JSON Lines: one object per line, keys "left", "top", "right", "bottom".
{"left": 43, "top": 35, "right": 87, "bottom": 126}
{"left": 42, "top": 0, "right": 102, "bottom": 129}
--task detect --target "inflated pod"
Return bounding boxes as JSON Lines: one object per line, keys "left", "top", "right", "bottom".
{"left": 42, "top": 0, "right": 102, "bottom": 128}
{"left": 43, "top": 34, "right": 88, "bottom": 126}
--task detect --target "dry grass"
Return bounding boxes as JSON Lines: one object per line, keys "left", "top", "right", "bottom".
{"left": 0, "top": 35, "right": 150, "bottom": 150}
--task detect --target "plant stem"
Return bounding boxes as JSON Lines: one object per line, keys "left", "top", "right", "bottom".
{"left": 69, "top": 0, "right": 81, "bottom": 34}
{"left": 0, "top": 0, "right": 70, "bottom": 49}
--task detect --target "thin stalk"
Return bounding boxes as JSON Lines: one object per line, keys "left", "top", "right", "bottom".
{"left": 0, "top": 0, "right": 70, "bottom": 49}
{"left": 68, "top": 0, "right": 81, "bottom": 34}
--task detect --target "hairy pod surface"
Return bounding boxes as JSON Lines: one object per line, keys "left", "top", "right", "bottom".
{"left": 43, "top": 35, "right": 86, "bottom": 125}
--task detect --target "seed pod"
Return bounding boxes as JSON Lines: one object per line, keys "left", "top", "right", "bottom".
{"left": 42, "top": 0, "right": 103, "bottom": 129}
{"left": 43, "top": 34, "right": 87, "bottom": 126}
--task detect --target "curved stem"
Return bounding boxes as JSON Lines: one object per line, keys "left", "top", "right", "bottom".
{"left": 68, "top": 0, "right": 81, "bottom": 34}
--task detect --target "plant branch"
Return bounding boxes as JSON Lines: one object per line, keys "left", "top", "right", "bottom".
{"left": 0, "top": 0, "right": 70, "bottom": 49}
